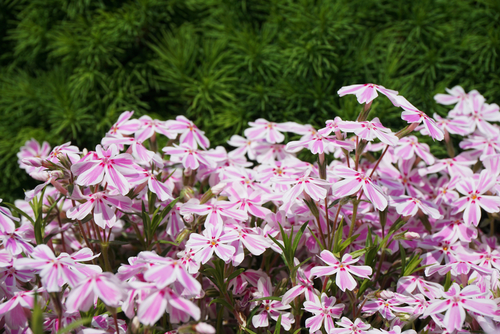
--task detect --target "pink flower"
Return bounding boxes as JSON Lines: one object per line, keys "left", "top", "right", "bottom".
{"left": 129, "top": 169, "right": 173, "bottom": 201}
{"left": 227, "top": 135, "right": 258, "bottom": 159}
{"left": 434, "top": 86, "right": 476, "bottom": 115}
{"left": 394, "top": 136, "right": 435, "bottom": 165}
{"left": 165, "top": 115, "right": 210, "bottom": 149}
{"left": 135, "top": 284, "right": 200, "bottom": 326}
{"left": 397, "top": 276, "right": 443, "bottom": 299}
{"left": 185, "top": 224, "right": 238, "bottom": 264}
{"left": 163, "top": 144, "right": 226, "bottom": 170}
{"left": 433, "top": 218, "right": 477, "bottom": 243}
{"left": 459, "top": 134, "right": 500, "bottom": 160}
{"left": 337, "top": 83, "right": 399, "bottom": 106}
{"left": 273, "top": 173, "right": 330, "bottom": 213}
{"left": 140, "top": 252, "right": 201, "bottom": 294}
{"left": 461, "top": 94, "right": 500, "bottom": 137}
{"left": 362, "top": 296, "right": 413, "bottom": 320}
{"left": 224, "top": 183, "right": 272, "bottom": 219}
{"left": 65, "top": 270, "right": 127, "bottom": 312}
{"left": 397, "top": 96, "right": 444, "bottom": 141}
{"left": 251, "top": 277, "right": 295, "bottom": 330}
{"left": 339, "top": 118, "right": 399, "bottom": 146}
{"left": 135, "top": 115, "right": 177, "bottom": 142}
{"left": 310, "top": 251, "right": 372, "bottom": 292}
{"left": 330, "top": 317, "right": 372, "bottom": 334}
{"left": 318, "top": 117, "right": 344, "bottom": 136}
{"left": 452, "top": 170, "right": 500, "bottom": 226}
{"left": 391, "top": 196, "right": 442, "bottom": 219}
{"left": 281, "top": 266, "right": 319, "bottom": 305}
{"left": 181, "top": 199, "right": 248, "bottom": 228}
{"left": 244, "top": 119, "right": 293, "bottom": 144}
{"left": 106, "top": 110, "right": 141, "bottom": 136}
{"left": 423, "top": 283, "right": 497, "bottom": 332}
{"left": 0, "top": 220, "right": 34, "bottom": 256}
{"left": 67, "top": 190, "right": 132, "bottom": 229}
{"left": 71, "top": 144, "right": 139, "bottom": 195}
{"left": 17, "top": 139, "right": 51, "bottom": 172}
{"left": 286, "top": 133, "right": 354, "bottom": 154}
{"left": 225, "top": 223, "right": 269, "bottom": 266}
{"left": 303, "top": 293, "right": 345, "bottom": 333}
{"left": 101, "top": 135, "right": 159, "bottom": 164}
{"left": 420, "top": 153, "right": 475, "bottom": 178}
{"left": 432, "top": 114, "right": 470, "bottom": 136}
{"left": 0, "top": 289, "right": 35, "bottom": 331}
{"left": 331, "top": 166, "right": 388, "bottom": 211}
{"left": 15, "top": 245, "right": 90, "bottom": 292}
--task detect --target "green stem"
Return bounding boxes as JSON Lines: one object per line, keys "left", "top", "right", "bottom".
{"left": 347, "top": 200, "right": 360, "bottom": 240}
{"left": 101, "top": 242, "right": 112, "bottom": 272}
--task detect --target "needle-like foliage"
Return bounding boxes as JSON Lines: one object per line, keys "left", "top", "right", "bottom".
{"left": 1, "top": 0, "right": 500, "bottom": 201}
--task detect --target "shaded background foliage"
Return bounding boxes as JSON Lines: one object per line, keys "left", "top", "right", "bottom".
{"left": 1, "top": 0, "right": 500, "bottom": 201}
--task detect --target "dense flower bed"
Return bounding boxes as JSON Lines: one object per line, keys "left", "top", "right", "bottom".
{"left": 1, "top": 84, "right": 500, "bottom": 333}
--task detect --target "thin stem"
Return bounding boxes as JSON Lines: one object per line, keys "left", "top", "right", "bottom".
{"left": 369, "top": 145, "right": 389, "bottom": 178}
{"left": 375, "top": 247, "right": 386, "bottom": 281}
{"left": 54, "top": 206, "right": 68, "bottom": 254}
{"left": 330, "top": 204, "right": 343, "bottom": 250}
{"left": 112, "top": 311, "right": 120, "bottom": 334}
{"left": 354, "top": 136, "right": 360, "bottom": 171}
{"left": 347, "top": 200, "right": 359, "bottom": 240}
{"left": 325, "top": 198, "right": 331, "bottom": 248}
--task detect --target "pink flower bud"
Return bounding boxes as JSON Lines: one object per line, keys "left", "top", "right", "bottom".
{"left": 211, "top": 182, "right": 227, "bottom": 196}
{"left": 404, "top": 232, "right": 420, "bottom": 240}
{"left": 184, "top": 213, "right": 194, "bottom": 223}
{"left": 195, "top": 323, "right": 216, "bottom": 334}
{"left": 379, "top": 290, "right": 394, "bottom": 299}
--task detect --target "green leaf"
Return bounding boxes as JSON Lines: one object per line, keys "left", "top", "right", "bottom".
{"left": 209, "top": 298, "right": 233, "bottom": 310}
{"left": 30, "top": 293, "right": 43, "bottom": 334}
{"left": 338, "top": 233, "right": 360, "bottom": 253}
{"left": 307, "top": 227, "right": 325, "bottom": 252}
{"left": 56, "top": 318, "right": 91, "bottom": 334}
{"left": 399, "top": 243, "right": 407, "bottom": 277}
{"left": 403, "top": 254, "right": 423, "bottom": 277}
{"left": 349, "top": 248, "right": 366, "bottom": 259}
{"left": 357, "top": 278, "right": 372, "bottom": 298}
{"left": 332, "top": 217, "right": 344, "bottom": 253}
{"left": 2, "top": 202, "right": 35, "bottom": 225}
{"left": 291, "top": 221, "right": 309, "bottom": 256}
{"left": 273, "top": 314, "right": 282, "bottom": 334}
{"left": 444, "top": 272, "right": 452, "bottom": 292}
{"left": 226, "top": 268, "right": 245, "bottom": 283}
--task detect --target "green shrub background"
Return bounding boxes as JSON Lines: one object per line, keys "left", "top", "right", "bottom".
{"left": 1, "top": 0, "right": 500, "bottom": 201}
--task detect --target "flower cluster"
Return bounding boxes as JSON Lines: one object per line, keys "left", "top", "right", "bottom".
{"left": 2, "top": 84, "right": 500, "bottom": 334}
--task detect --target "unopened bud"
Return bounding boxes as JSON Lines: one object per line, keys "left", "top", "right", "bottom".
{"left": 404, "top": 232, "right": 420, "bottom": 240}
{"left": 394, "top": 230, "right": 420, "bottom": 240}
{"left": 378, "top": 290, "right": 394, "bottom": 299}
{"left": 199, "top": 182, "right": 226, "bottom": 204}
{"left": 131, "top": 316, "right": 140, "bottom": 333}
{"left": 57, "top": 153, "right": 73, "bottom": 169}
{"left": 50, "top": 178, "right": 68, "bottom": 196}
{"left": 396, "top": 122, "right": 419, "bottom": 139}
{"left": 194, "top": 323, "right": 216, "bottom": 334}
{"left": 176, "top": 228, "right": 191, "bottom": 244}
{"left": 211, "top": 182, "right": 227, "bottom": 196}
{"left": 184, "top": 213, "right": 194, "bottom": 223}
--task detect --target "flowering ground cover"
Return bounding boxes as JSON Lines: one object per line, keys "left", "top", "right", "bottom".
{"left": 2, "top": 84, "right": 500, "bottom": 333}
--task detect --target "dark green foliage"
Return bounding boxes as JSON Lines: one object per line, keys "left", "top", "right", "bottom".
{"left": 1, "top": 0, "right": 500, "bottom": 201}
